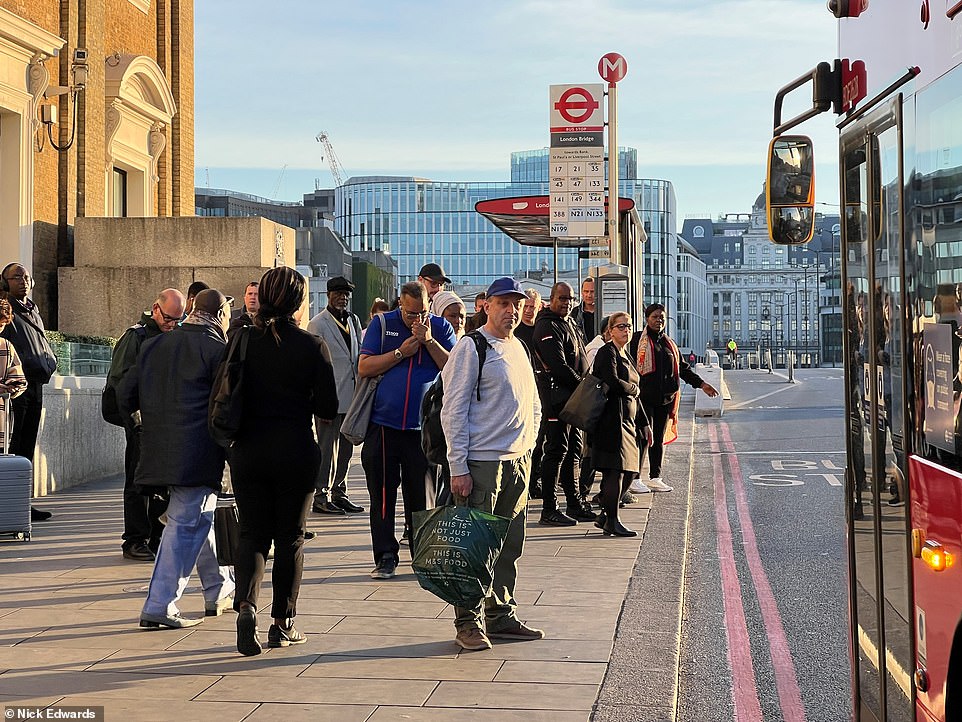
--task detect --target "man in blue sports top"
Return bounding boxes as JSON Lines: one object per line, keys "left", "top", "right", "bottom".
{"left": 358, "top": 281, "right": 456, "bottom": 580}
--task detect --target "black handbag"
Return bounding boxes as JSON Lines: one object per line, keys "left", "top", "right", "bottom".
{"left": 559, "top": 373, "right": 609, "bottom": 430}
{"left": 208, "top": 327, "right": 250, "bottom": 448}
{"left": 213, "top": 499, "right": 240, "bottom": 566}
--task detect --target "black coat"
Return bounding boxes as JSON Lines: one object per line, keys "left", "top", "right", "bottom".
{"left": 117, "top": 323, "right": 227, "bottom": 490}
{"left": 591, "top": 341, "right": 650, "bottom": 473}
{"left": 629, "top": 329, "right": 705, "bottom": 407}
{"left": 533, "top": 308, "right": 588, "bottom": 413}
{"left": 1, "top": 298, "right": 57, "bottom": 383}
{"left": 229, "top": 320, "right": 339, "bottom": 494}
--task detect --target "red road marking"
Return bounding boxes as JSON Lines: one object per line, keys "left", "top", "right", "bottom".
{"left": 710, "top": 423, "right": 764, "bottom": 722}
{"left": 720, "top": 422, "right": 807, "bottom": 722}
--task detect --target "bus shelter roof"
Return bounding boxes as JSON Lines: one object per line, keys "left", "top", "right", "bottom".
{"left": 475, "top": 195, "right": 636, "bottom": 248}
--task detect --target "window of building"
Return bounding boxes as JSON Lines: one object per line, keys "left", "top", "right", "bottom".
{"left": 104, "top": 55, "right": 175, "bottom": 216}
{"left": 112, "top": 168, "right": 128, "bottom": 218}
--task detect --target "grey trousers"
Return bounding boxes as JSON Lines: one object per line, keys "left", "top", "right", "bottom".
{"left": 315, "top": 413, "right": 354, "bottom": 501}
{"left": 453, "top": 454, "right": 530, "bottom": 632}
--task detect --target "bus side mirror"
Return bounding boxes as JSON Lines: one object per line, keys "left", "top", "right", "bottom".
{"left": 767, "top": 135, "right": 816, "bottom": 246}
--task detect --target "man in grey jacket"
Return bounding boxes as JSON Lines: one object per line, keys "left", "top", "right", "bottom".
{"left": 307, "top": 276, "right": 364, "bottom": 514}
{"left": 440, "top": 277, "right": 543, "bottom": 652}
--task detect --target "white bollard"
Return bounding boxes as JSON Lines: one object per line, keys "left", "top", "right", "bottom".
{"left": 695, "top": 364, "right": 724, "bottom": 417}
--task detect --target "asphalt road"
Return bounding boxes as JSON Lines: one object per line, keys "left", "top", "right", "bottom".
{"left": 597, "top": 367, "right": 851, "bottom": 722}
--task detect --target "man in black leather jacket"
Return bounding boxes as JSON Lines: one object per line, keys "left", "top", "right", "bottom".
{"left": 532, "top": 282, "right": 595, "bottom": 526}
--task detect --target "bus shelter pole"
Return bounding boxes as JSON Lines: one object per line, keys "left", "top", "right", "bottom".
{"left": 553, "top": 239, "right": 558, "bottom": 285}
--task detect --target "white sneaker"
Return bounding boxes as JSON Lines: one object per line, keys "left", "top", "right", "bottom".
{"left": 628, "top": 478, "right": 651, "bottom": 494}
{"left": 646, "top": 477, "right": 673, "bottom": 492}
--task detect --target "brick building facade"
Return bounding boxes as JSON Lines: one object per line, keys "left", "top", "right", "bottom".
{"left": 0, "top": 0, "right": 193, "bottom": 327}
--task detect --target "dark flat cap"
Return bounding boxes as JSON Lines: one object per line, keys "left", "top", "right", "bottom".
{"left": 327, "top": 276, "right": 355, "bottom": 293}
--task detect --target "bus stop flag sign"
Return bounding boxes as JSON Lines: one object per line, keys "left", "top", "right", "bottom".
{"left": 598, "top": 52, "right": 627, "bottom": 84}
{"left": 549, "top": 84, "right": 605, "bottom": 239}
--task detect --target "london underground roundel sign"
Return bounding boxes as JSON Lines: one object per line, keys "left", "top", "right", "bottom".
{"left": 598, "top": 52, "right": 627, "bottom": 84}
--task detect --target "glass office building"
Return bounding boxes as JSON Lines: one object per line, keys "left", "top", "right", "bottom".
{"left": 333, "top": 149, "right": 676, "bottom": 297}
{"left": 334, "top": 177, "right": 567, "bottom": 286}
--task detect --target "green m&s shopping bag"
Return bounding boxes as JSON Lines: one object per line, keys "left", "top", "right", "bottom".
{"left": 411, "top": 505, "right": 511, "bottom": 608}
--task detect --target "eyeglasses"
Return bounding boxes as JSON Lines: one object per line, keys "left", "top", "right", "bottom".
{"left": 402, "top": 309, "right": 428, "bottom": 320}
{"left": 4, "top": 274, "right": 28, "bottom": 283}
{"left": 612, "top": 323, "right": 632, "bottom": 330}
{"left": 158, "top": 309, "right": 181, "bottom": 323}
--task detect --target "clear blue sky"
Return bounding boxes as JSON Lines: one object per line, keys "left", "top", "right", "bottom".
{"left": 194, "top": 1, "right": 841, "bottom": 227}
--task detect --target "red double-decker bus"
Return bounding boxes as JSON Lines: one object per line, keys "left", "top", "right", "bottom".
{"left": 766, "top": 2, "right": 962, "bottom": 720}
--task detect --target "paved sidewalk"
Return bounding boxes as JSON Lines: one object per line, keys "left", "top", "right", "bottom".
{"left": 0, "top": 429, "right": 678, "bottom": 721}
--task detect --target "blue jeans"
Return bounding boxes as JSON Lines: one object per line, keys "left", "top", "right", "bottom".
{"left": 142, "top": 486, "right": 234, "bottom": 617}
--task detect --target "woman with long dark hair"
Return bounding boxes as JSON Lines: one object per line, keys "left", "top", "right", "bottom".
{"left": 231, "top": 266, "right": 338, "bottom": 656}
{"left": 628, "top": 303, "right": 718, "bottom": 494}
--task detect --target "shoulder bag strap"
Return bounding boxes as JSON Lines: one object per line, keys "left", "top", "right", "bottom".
{"left": 378, "top": 312, "right": 386, "bottom": 355}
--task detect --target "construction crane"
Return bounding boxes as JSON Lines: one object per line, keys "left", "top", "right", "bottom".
{"left": 269, "top": 164, "right": 288, "bottom": 199}
{"left": 316, "top": 131, "right": 346, "bottom": 187}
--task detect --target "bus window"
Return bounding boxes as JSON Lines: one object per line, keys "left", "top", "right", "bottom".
{"left": 843, "top": 133, "right": 883, "bottom": 719}
{"left": 874, "top": 119, "right": 913, "bottom": 721}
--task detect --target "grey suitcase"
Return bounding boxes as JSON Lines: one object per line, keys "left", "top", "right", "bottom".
{"left": 0, "top": 394, "right": 32, "bottom": 541}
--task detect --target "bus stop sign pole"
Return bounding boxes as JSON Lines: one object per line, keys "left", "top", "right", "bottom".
{"left": 599, "top": 52, "right": 627, "bottom": 265}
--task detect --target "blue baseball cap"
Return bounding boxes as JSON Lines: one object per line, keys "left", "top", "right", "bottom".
{"left": 485, "top": 277, "right": 526, "bottom": 300}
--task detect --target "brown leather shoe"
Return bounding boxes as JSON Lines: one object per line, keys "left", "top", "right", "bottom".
{"left": 455, "top": 627, "right": 492, "bottom": 651}
{"left": 487, "top": 619, "right": 545, "bottom": 641}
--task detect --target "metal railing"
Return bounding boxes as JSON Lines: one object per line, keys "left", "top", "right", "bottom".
{"left": 50, "top": 342, "right": 112, "bottom": 377}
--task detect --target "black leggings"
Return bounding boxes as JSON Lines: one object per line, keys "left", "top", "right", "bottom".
{"left": 640, "top": 401, "right": 672, "bottom": 478}
{"left": 230, "top": 432, "right": 319, "bottom": 620}
{"left": 599, "top": 469, "right": 634, "bottom": 522}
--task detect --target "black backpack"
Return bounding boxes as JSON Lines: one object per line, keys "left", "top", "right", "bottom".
{"left": 421, "top": 331, "right": 490, "bottom": 467}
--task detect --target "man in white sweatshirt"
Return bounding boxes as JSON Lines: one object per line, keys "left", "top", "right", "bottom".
{"left": 440, "top": 277, "right": 543, "bottom": 652}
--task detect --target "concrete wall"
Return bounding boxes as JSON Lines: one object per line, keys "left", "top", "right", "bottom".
{"left": 59, "top": 216, "right": 297, "bottom": 337}
{"left": 33, "top": 375, "right": 125, "bottom": 496}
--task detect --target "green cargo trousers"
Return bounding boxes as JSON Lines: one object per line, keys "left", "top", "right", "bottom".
{"left": 453, "top": 454, "right": 530, "bottom": 632}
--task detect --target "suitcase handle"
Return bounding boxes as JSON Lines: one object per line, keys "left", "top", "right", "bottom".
{"left": 1, "top": 391, "right": 10, "bottom": 456}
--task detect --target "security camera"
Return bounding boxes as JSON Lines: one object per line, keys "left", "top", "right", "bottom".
{"left": 73, "top": 48, "right": 88, "bottom": 63}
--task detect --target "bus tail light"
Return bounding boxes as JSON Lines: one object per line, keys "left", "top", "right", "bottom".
{"left": 920, "top": 540, "right": 953, "bottom": 572}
